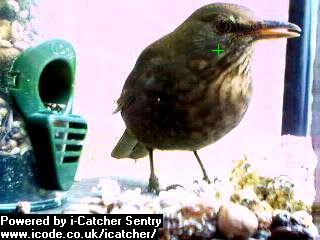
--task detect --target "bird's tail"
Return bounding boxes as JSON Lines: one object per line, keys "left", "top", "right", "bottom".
{"left": 111, "top": 129, "right": 148, "bottom": 159}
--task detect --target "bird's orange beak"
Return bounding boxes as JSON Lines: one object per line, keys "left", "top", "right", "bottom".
{"left": 253, "top": 20, "right": 301, "bottom": 40}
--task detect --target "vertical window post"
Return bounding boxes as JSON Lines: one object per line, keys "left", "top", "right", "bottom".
{"left": 281, "top": 0, "right": 316, "bottom": 136}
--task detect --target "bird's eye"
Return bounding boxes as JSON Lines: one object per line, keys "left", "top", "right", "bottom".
{"left": 216, "top": 20, "right": 232, "bottom": 33}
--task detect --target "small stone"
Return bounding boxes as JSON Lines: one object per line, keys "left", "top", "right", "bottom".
{"left": 270, "top": 225, "right": 314, "bottom": 240}
{"left": 307, "top": 224, "right": 319, "bottom": 239}
{"left": 55, "top": 192, "right": 65, "bottom": 199}
{"left": 0, "top": 47, "right": 21, "bottom": 62}
{"left": 159, "top": 197, "right": 182, "bottom": 209}
{"left": 0, "top": 108, "right": 8, "bottom": 118}
{"left": 248, "top": 200, "right": 273, "bottom": 230}
{"left": 13, "top": 40, "right": 29, "bottom": 50}
{"left": 0, "top": 19, "right": 11, "bottom": 39}
{"left": 94, "top": 178, "right": 121, "bottom": 196}
{"left": 8, "top": 139, "right": 17, "bottom": 149}
{"left": 10, "top": 147, "right": 20, "bottom": 155}
{"left": 0, "top": 39, "right": 12, "bottom": 48}
{"left": 94, "top": 180, "right": 121, "bottom": 206}
{"left": 292, "top": 210, "right": 313, "bottom": 227}
{"left": 159, "top": 205, "right": 182, "bottom": 218}
{"left": 11, "top": 132, "right": 24, "bottom": 140}
{"left": 274, "top": 210, "right": 319, "bottom": 238}
{"left": 11, "top": 20, "right": 24, "bottom": 42}
{"left": 144, "top": 200, "right": 161, "bottom": 214}
{"left": 252, "top": 230, "right": 271, "bottom": 240}
{"left": 179, "top": 203, "right": 215, "bottom": 220}
{"left": 159, "top": 190, "right": 200, "bottom": 208}
{"left": 1, "top": 145, "right": 9, "bottom": 151}
{"left": 117, "top": 188, "right": 144, "bottom": 205}
{"left": 270, "top": 211, "right": 295, "bottom": 230}
{"left": 18, "top": 10, "right": 29, "bottom": 19}
{"left": 12, "top": 120, "right": 22, "bottom": 128}
{"left": 19, "top": 128, "right": 27, "bottom": 135}
{"left": 19, "top": 143, "right": 31, "bottom": 155}
{"left": 0, "top": 97, "right": 7, "bottom": 105}
{"left": 217, "top": 203, "right": 258, "bottom": 240}
{"left": 231, "top": 187, "right": 259, "bottom": 205}
{"left": 16, "top": 201, "right": 31, "bottom": 214}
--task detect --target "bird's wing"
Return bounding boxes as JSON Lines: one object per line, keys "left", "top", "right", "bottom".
{"left": 115, "top": 64, "right": 142, "bottom": 113}
{"left": 120, "top": 47, "right": 206, "bottom": 109}
{"left": 111, "top": 129, "right": 148, "bottom": 159}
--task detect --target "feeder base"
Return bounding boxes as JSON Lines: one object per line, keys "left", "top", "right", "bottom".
{"left": 0, "top": 194, "right": 67, "bottom": 213}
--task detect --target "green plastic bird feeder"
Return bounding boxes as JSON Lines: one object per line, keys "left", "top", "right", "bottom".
{"left": 8, "top": 39, "right": 87, "bottom": 191}
{"left": 0, "top": 39, "right": 87, "bottom": 212}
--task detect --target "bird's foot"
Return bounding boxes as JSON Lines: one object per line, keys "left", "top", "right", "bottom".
{"left": 203, "top": 175, "right": 211, "bottom": 184}
{"left": 165, "top": 184, "right": 185, "bottom": 191}
{"left": 147, "top": 173, "right": 160, "bottom": 195}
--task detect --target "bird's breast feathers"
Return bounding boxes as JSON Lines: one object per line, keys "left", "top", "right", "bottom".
{"left": 119, "top": 54, "right": 252, "bottom": 150}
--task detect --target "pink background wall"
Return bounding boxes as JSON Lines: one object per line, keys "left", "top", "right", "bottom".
{"left": 34, "top": 1, "right": 318, "bottom": 191}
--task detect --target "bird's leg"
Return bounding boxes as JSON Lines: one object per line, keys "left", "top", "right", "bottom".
{"left": 147, "top": 148, "right": 160, "bottom": 194}
{"left": 193, "top": 151, "right": 211, "bottom": 184}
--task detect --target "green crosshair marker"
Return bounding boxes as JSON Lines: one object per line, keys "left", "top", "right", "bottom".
{"left": 210, "top": 44, "right": 224, "bottom": 56}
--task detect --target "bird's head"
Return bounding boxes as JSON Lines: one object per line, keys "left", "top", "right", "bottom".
{"left": 174, "top": 3, "right": 301, "bottom": 62}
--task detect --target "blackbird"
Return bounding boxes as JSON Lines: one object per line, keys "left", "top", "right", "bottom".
{"left": 111, "top": 3, "right": 301, "bottom": 193}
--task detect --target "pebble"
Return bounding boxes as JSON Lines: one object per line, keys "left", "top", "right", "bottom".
{"left": 19, "top": 142, "right": 32, "bottom": 155}
{"left": 60, "top": 171, "right": 319, "bottom": 240}
{"left": 93, "top": 178, "right": 121, "bottom": 196}
{"left": 0, "top": 99, "right": 31, "bottom": 155}
{"left": 11, "top": 132, "right": 24, "bottom": 140}
{"left": 8, "top": 139, "right": 17, "bottom": 148}
{"left": 9, "top": 146, "right": 20, "bottom": 154}
{"left": 10, "top": 20, "right": 24, "bottom": 42}
{"left": 0, "top": 108, "right": 8, "bottom": 118}
{"left": 252, "top": 230, "right": 270, "bottom": 240}
{"left": 0, "top": 39, "right": 12, "bottom": 47}
{"left": 12, "top": 120, "right": 22, "bottom": 128}
{"left": 0, "top": 19, "right": 12, "bottom": 39}
{"left": 217, "top": 203, "right": 258, "bottom": 239}
{"left": 16, "top": 201, "right": 31, "bottom": 214}
{"left": 13, "top": 40, "right": 29, "bottom": 50}
{"left": 269, "top": 212, "right": 315, "bottom": 239}
{"left": 293, "top": 210, "right": 313, "bottom": 227}
{"left": 18, "top": 9, "right": 29, "bottom": 19}
{"left": 293, "top": 211, "right": 319, "bottom": 238}
{"left": 0, "top": 47, "right": 21, "bottom": 62}
{"left": 270, "top": 226, "right": 314, "bottom": 240}
{"left": 159, "top": 189, "right": 201, "bottom": 208}
{"left": 0, "top": 97, "right": 6, "bottom": 105}
{"left": 248, "top": 200, "right": 273, "bottom": 230}
{"left": 0, "top": 0, "right": 36, "bottom": 65}
{"left": 232, "top": 187, "right": 259, "bottom": 204}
